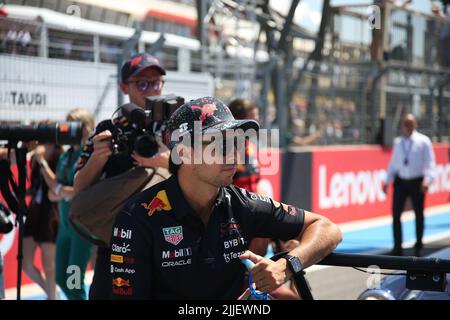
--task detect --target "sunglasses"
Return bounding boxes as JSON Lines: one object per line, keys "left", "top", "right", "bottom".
{"left": 128, "top": 79, "right": 165, "bottom": 92}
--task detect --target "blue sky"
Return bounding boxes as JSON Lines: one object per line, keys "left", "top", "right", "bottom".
{"left": 271, "top": 0, "right": 432, "bottom": 32}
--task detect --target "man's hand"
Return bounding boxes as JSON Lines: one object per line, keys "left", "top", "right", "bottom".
{"left": 0, "top": 147, "right": 9, "bottom": 160}
{"left": 34, "top": 145, "right": 46, "bottom": 163}
{"left": 131, "top": 138, "right": 170, "bottom": 169}
{"left": 91, "top": 130, "right": 113, "bottom": 166}
{"left": 239, "top": 250, "right": 292, "bottom": 293}
{"left": 421, "top": 180, "right": 430, "bottom": 193}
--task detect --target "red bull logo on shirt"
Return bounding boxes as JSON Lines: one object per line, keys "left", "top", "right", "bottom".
{"left": 112, "top": 277, "right": 133, "bottom": 296}
{"left": 141, "top": 190, "right": 172, "bottom": 217}
{"left": 163, "top": 226, "right": 183, "bottom": 246}
{"left": 112, "top": 277, "right": 130, "bottom": 288}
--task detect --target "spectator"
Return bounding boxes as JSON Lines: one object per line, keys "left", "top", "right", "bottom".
{"left": 371, "top": 0, "right": 413, "bottom": 61}
{"left": 289, "top": 118, "right": 322, "bottom": 147}
{"left": 432, "top": 1, "right": 450, "bottom": 67}
{"left": 227, "top": 98, "right": 260, "bottom": 193}
{"left": 22, "top": 139, "right": 62, "bottom": 300}
{"left": 37, "top": 109, "right": 96, "bottom": 299}
{"left": 382, "top": 114, "right": 436, "bottom": 256}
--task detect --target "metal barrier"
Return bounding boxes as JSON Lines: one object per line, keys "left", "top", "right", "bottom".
{"left": 290, "top": 252, "right": 450, "bottom": 300}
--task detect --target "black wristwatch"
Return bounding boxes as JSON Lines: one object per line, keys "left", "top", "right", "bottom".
{"left": 283, "top": 254, "right": 304, "bottom": 275}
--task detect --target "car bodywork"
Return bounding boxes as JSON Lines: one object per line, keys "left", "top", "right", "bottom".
{"left": 358, "top": 247, "right": 450, "bottom": 300}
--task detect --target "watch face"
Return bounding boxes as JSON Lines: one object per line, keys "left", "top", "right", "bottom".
{"left": 289, "top": 256, "right": 303, "bottom": 273}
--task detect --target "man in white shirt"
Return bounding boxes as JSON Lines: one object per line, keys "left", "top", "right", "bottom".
{"left": 383, "top": 114, "right": 436, "bottom": 256}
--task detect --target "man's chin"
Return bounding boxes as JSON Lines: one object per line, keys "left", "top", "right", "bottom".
{"left": 216, "top": 176, "right": 234, "bottom": 188}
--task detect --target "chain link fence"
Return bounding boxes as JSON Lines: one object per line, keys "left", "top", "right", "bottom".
{"left": 245, "top": 3, "right": 450, "bottom": 147}
{"left": 1, "top": 4, "right": 449, "bottom": 146}
{"left": 283, "top": 63, "right": 372, "bottom": 146}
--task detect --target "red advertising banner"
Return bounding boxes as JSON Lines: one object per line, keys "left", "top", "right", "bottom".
{"left": 257, "top": 148, "right": 281, "bottom": 201}
{"left": 311, "top": 144, "right": 450, "bottom": 224}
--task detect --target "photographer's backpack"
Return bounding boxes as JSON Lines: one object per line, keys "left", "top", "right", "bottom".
{"left": 69, "top": 166, "right": 170, "bottom": 247}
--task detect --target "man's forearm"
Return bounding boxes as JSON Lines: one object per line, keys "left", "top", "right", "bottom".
{"left": 290, "top": 219, "right": 342, "bottom": 269}
{"left": 73, "top": 158, "right": 105, "bottom": 193}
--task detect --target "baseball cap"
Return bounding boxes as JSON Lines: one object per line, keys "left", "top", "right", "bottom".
{"left": 163, "top": 96, "right": 259, "bottom": 149}
{"left": 121, "top": 53, "right": 166, "bottom": 83}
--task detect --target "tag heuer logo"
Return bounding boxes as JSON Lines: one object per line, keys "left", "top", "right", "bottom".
{"left": 163, "top": 226, "right": 183, "bottom": 246}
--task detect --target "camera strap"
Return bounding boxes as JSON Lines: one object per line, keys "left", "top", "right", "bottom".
{"left": 15, "top": 147, "right": 28, "bottom": 210}
{"left": 0, "top": 147, "right": 28, "bottom": 215}
{"left": 0, "top": 159, "right": 19, "bottom": 213}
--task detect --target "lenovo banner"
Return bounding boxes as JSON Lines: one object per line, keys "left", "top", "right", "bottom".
{"left": 311, "top": 144, "right": 450, "bottom": 224}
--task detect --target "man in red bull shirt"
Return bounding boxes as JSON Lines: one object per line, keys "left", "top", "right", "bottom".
{"left": 108, "top": 97, "right": 342, "bottom": 299}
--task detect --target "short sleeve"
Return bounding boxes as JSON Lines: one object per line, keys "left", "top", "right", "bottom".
{"left": 235, "top": 187, "right": 305, "bottom": 241}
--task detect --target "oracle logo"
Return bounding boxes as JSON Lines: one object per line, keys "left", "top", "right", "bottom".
{"left": 318, "top": 165, "right": 387, "bottom": 209}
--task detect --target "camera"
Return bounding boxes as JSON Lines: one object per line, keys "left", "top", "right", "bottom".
{"left": 112, "top": 94, "right": 184, "bottom": 158}
{"left": 145, "top": 94, "right": 184, "bottom": 122}
{"left": 0, "top": 122, "right": 83, "bottom": 145}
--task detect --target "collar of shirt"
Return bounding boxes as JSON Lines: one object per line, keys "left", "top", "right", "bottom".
{"left": 402, "top": 130, "right": 417, "bottom": 142}
{"left": 165, "top": 175, "right": 228, "bottom": 222}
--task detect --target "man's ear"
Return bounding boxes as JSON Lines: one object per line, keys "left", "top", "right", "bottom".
{"left": 120, "top": 82, "right": 129, "bottom": 95}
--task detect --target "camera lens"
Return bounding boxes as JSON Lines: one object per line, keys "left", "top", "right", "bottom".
{"left": 134, "top": 134, "right": 158, "bottom": 158}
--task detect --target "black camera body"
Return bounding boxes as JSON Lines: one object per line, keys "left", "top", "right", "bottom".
{"left": 112, "top": 94, "right": 184, "bottom": 158}
{"left": 145, "top": 94, "right": 185, "bottom": 123}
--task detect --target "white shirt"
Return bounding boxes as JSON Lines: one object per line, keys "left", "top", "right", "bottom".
{"left": 385, "top": 130, "right": 436, "bottom": 184}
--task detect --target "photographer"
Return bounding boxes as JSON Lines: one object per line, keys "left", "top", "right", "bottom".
{"left": 1, "top": 132, "right": 62, "bottom": 300}
{"left": 73, "top": 53, "right": 171, "bottom": 300}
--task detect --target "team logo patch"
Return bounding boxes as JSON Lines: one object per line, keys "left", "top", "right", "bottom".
{"left": 141, "top": 190, "right": 172, "bottom": 217}
{"left": 110, "top": 254, "right": 123, "bottom": 263}
{"left": 112, "top": 277, "right": 130, "bottom": 288}
{"left": 273, "top": 200, "right": 291, "bottom": 213}
{"left": 288, "top": 206, "right": 297, "bottom": 216}
{"left": 163, "top": 226, "right": 183, "bottom": 246}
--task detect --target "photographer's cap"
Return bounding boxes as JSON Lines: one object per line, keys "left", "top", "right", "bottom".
{"left": 121, "top": 53, "right": 166, "bottom": 83}
{"left": 164, "top": 96, "right": 259, "bottom": 149}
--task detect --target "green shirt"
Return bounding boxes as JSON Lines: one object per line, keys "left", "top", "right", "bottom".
{"left": 56, "top": 147, "right": 82, "bottom": 221}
